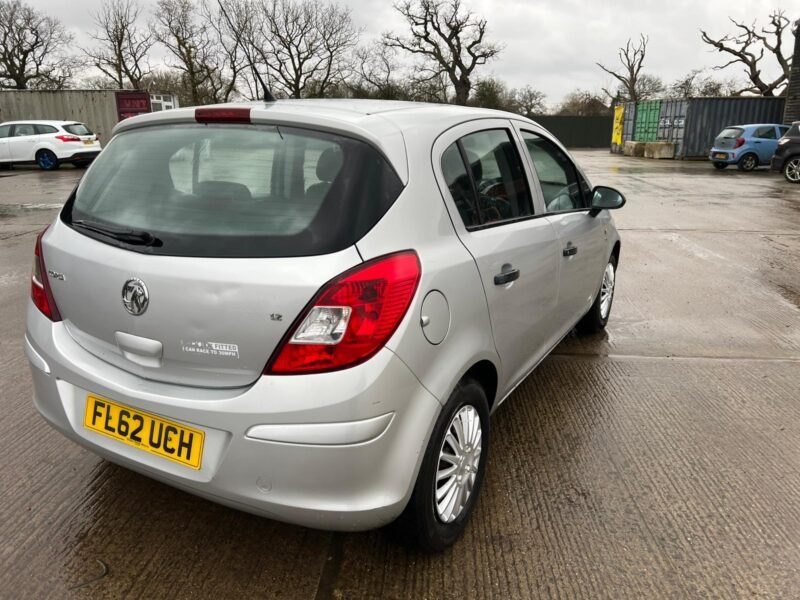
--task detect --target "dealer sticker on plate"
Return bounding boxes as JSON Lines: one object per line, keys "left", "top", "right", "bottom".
{"left": 83, "top": 395, "right": 205, "bottom": 470}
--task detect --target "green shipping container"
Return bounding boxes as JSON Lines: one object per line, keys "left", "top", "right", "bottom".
{"left": 634, "top": 100, "right": 661, "bottom": 142}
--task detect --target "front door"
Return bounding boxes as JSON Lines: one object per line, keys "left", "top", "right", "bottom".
{"left": 517, "top": 129, "right": 608, "bottom": 332}
{"left": 434, "top": 121, "right": 562, "bottom": 391}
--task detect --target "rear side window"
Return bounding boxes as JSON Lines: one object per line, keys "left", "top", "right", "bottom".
{"left": 63, "top": 124, "right": 404, "bottom": 258}
{"left": 779, "top": 126, "right": 790, "bottom": 137}
{"left": 0, "top": 125, "right": 9, "bottom": 139}
{"left": 64, "top": 123, "right": 92, "bottom": 135}
{"left": 718, "top": 127, "right": 743, "bottom": 139}
{"left": 35, "top": 124, "right": 58, "bottom": 135}
{"left": 13, "top": 124, "right": 35, "bottom": 136}
{"left": 441, "top": 129, "right": 533, "bottom": 229}
{"left": 754, "top": 126, "right": 777, "bottom": 139}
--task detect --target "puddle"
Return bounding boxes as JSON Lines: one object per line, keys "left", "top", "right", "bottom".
{"left": 0, "top": 203, "right": 63, "bottom": 218}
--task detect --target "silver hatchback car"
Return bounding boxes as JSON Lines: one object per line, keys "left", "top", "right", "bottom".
{"left": 26, "top": 100, "right": 624, "bottom": 551}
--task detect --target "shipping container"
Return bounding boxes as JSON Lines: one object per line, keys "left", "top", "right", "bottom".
{"left": 533, "top": 115, "right": 613, "bottom": 148}
{"left": 0, "top": 90, "right": 152, "bottom": 143}
{"left": 634, "top": 100, "right": 661, "bottom": 141}
{"left": 622, "top": 101, "right": 636, "bottom": 143}
{"left": 679, "top": 96, "right": 785, "bottom": 158}
{"left": 611, "top": 96, "right": 787, "bottom": 159}
{"left": 656, "top": 99, "right": 687, "bottom": 158}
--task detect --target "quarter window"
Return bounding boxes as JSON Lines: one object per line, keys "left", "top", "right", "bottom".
{"left": 0, "top": 125, "right": 10, "bottom": 138}
{"left": 35, "top": 124, "right": 58, "bottom": 135}
{"left": 754, "top": 126, "right": 777, "bottom": 139}
{"left": 521, "top": 131, "right": 586, "bottom": 213}
{"left": 441, "top": 129, "right": 533, "bottom": 228}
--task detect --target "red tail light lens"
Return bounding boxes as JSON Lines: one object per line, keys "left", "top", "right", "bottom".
{"left": 31, "top": 228, "right": 62, "bottom": 321}
{"left": 55, "top": 134, "right": 81, "bottom": 142}
{"left": 734, "top": 137, "right": 745, "bottom": 149}
{"left": 266, "top": 251, "right": 421, "bottom": 374}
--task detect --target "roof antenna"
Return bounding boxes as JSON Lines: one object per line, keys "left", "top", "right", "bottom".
{"left": 262, "top": 83, "right": 276, "bottom": 102}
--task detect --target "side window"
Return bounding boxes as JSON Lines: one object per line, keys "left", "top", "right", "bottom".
{"left": 779, "top": 126, "right": 790, "bottom": 138}
{"left": 0, "top": 125, "right": 10, "bottom": 139}
{"left": 441, "top": 142, "right": 480, "bottom": 228}
{"left": 458, "top": 129, "right": 533, "bottom": 226}
{"left": 13, "top": 124, "right": 35, "bottom": 137}
{"left": 521, "top": 131, "right": 586, "bottom": 213}
{"left": 35, "top": 124, "right": 58, "bottom": 135}
{"left": 754, "top": 126, "right": 777, "bottom": 139}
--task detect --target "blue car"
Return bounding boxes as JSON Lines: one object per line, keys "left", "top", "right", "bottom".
{"left": 709, "top": 123, "right": 790, "bottom": 171}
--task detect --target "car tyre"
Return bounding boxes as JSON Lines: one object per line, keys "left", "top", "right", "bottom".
{"left": 36, "top": 150, "right": 60, "bottom": 171}
{"left": 712, "top": 162, "right": 727, "bottom": 170}
{"left": 577, "top": 254, "right": 617, "bottom": 335}
{"left": 401, "top": 377, "right": 489, "bottom": 552}
{"left": 737, "top": 153, "right": 758, "bottom": 172}
{"left": 783, "top": 157, "right": 800, "bottom": 184}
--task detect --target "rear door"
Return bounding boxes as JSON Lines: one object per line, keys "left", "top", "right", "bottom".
{"left": 45, "top": 120, "right": 404, "bottom": 388}
{"left": 9, "top": 123, "right": 37, "bottom": 161}
{"left": 516, "top": 127, "right": 607, "bottom": 331}
{"left": 433, "top": 120, "right": 562, "bottom": 390}
{"left": 752, "top": 125, "right": 779, "bottom": 163}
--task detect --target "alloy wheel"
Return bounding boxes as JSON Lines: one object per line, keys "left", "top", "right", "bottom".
{"left": 600, "top": 262, "right": 615, "bottom": 320}
{"left": 434, "top": 405, "right": 482, "bottom": 523}
{"left": 786, "top": 158, "right": 800, "bottom": 183}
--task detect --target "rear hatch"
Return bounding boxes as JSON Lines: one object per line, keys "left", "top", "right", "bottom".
{"left": 712, "top": 126, "right": 744, "bottom": 150}
{"left": 46, "top": 117, "right": 404, "bottom": 388}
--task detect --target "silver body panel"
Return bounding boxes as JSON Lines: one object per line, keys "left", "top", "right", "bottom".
{"left": 26, "top": 99, "right": 621, "bottom": 530}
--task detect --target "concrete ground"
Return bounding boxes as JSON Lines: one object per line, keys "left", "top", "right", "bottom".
{"left": 1, "top": 153, "right": 799, "bottom": 599}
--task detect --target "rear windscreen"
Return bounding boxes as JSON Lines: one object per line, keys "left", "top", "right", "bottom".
{"left": 64, "top": 123, "right": 93, "bottom": 135}
{"left": 62, "top": 124, "right": 404, "bottom": 257}
{"left": 718, "top": 127, "right": 743, "bottom": 139}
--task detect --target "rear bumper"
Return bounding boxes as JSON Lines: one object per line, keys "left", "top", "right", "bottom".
{"left": 25, "top": 301, "right": 441, "bottom": 531}
{"left": 708, "top": 150, "right": 735, "bottom": 163}
{"left": 58, "top": 150, "right": 100, "bottom": 163}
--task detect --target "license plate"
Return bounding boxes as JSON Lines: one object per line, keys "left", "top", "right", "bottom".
{"left": 84, "top": 395, "right": 204, "bottom": 469}
{"left": 83, "top": 140, "right": 94, "bottom": 145}
{"left": 714, "top": 153, "right": 727, "bottom": 159}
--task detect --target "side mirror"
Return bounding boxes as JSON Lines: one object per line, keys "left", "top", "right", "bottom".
{"left": 589, "top": 186, "right": 626, "bottom": 217}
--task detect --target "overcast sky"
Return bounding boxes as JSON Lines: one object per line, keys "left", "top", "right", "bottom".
{"left": 27, "top": 0, "right": 795, "bottom": 107}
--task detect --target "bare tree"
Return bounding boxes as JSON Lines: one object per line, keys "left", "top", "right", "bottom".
{"left": 84, "top": 0, "right": 154, "bottom": 89}
{"left": 0, "top": 0, "right": 76, "bottom": 89}
{"left": 153, "top": 0, "right": 239, "bottom": 104}
{"left": 513, "top": 85, "right": 547, "bottom": 117}
{"left": 596, "top": 35, "right": 650, "bottom": 103}
{"left": 557, "top": 90, "right": 611, "bottom": 116}
{"left": 700, "top": 10, "right": 793, "bottom": 96}
{"left": 215, "top": 0, "right": 267, "bottom": 100}
{"left": 352, "top": 43, "right": 411, "bottom": 100}
{"left": 383, "top": 0, "right": 501, "bottom": 105}
{"left": 666, "top": 69, "right": 739, "bottom": 98}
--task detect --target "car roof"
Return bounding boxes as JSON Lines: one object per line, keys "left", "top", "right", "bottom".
{"left": 729, "top": 123, "right": 788, "bottom": 129}
{"left": 0, "top": 120, "right": 84, "bottom": 127}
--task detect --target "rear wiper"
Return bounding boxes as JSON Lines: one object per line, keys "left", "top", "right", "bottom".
{"left": 71, "top": 219, "right": 161, "bottom": 246}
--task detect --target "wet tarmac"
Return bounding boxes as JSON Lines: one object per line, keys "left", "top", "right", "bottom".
{"left": 1, "top": 153, "right": 799, "bottom": 598}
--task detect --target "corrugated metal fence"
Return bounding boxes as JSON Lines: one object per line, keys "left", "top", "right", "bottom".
{"left": 532, "top": 115, "right": 613, "bottom": 148}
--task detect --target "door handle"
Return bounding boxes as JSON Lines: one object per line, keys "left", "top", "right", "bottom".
{"left": 563, "top": 245, "right": 578, "bottom": 257}
{"left": 494, "top": 266, "right": 520, "bottom": 285}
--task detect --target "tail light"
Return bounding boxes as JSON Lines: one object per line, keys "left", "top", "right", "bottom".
{"left": 31, "top": 228, "right": 62, "bottom": 321}
{"left": 195, "top": 107, "right": 251, "bottom": 124}
{"left": 733, "top": 137, "right": 745, "bottom": 149}
{"left": 266, "top": 251, "right": 421, "bottom": 374}
{"left": 55, "top": 134, "right": 81, "bottom": 142}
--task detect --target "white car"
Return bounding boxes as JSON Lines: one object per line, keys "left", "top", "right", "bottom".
{"left": 0, "top": 120, "right": 102, "bottom": 170}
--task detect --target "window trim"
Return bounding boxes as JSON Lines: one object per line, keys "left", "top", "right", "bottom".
{"left": 443, "top": 127, "right": 538, "bottom": 232}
